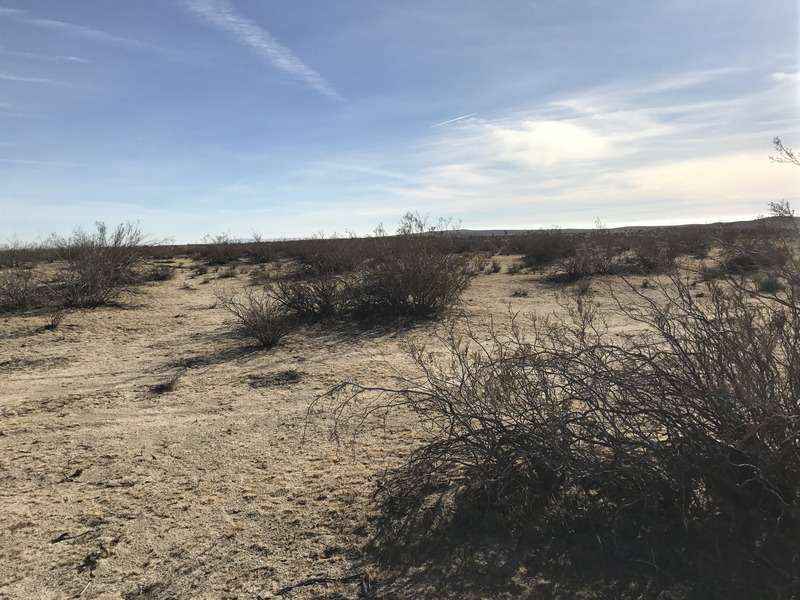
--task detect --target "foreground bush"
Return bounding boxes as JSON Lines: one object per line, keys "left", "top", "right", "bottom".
{"left": 318, "top": 246, "right": 800, "bottom": 598}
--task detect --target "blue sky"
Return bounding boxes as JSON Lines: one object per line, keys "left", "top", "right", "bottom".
{"left": 1, "top": 1, "right": 798, "bottom": 243}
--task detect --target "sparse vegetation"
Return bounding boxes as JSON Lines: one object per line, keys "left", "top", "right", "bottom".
{"left": 316, "top": 213, "right": 800, "bottom": 598}
{"left": 2, "top": 192, "right": 797, "bottom": 598}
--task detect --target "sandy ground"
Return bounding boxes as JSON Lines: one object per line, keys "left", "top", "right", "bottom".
{"left": 0, "top": 257, "right": 659, "bottom": 599}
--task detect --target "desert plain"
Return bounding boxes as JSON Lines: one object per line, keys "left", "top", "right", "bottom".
{"left": 0, "top": 223, "right": 797, "bottom": 599}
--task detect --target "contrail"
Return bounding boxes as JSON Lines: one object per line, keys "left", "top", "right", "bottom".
{"left": 186, "top": 0, "right": 341, "bottom": 100}
{"left": 433, "top": 113, "right": 477, "bottom": 127}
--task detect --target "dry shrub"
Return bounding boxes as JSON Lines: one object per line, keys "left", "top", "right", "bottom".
{"left": 198, "top": 231, "right": 245, "bottom": 265}
{"left": 662, "top": 225, "right": 713, "bottom": 259}
{"left": 0, "top": 238, "right": 53, "bottom": 268}
{"left": 547, "top": 225, "right": 621, "bottom": 281}
{"left": 355, "top": 214, "right": 474, "bottom": 319}
{"left": 622, "top": 233, "right": 678, "bottom": 274}
{"left": 283, "top": 236, "right": 364, "bottom": 277}
{"left": 318, "top": 248, "right": 800, "bottom": 598}
{"left": 248, "top": 266, "right": 271, "bottom": 286}
{"left": 272, "top": 275, "right": 349, "bottom": 322}
{"left": 517, "top": 227, "right": 575, "bottom": 267}
{"left": 49, "top": 221, "right": 147, "bottom": 307}
{"left": 485, "top": 258, "right": 502, "bottom": 274}
{"left": 143, "top": 263, "right": 175, "bottom": 282}
{"left": 551, "top": 248, "right": 611, "bottom": 281}
{"left": 0, "top": 267, "right": 44, "bottom": 312}
{"left": 506, "top": 261, "right": 524, "bottom": 275}
{"left": 215, "top": 288, "right": 293, "bottom": 348}
{"left": 244, "top": 232, "right": 278, "bottom": 264}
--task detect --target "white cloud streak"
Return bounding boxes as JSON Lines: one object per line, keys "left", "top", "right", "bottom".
{"left": 0, "top": 158, "right": 95, "bottom": 166}
{"left": 361, "top": 68, "right": 800, "bottom": 227}
{"left": 0, "top": 72, "right": 56, "bottom": 84}
{"left": 433, "top": 113, "right": 477, "bottom": 127}
{"left": 185, "top": 0, "right": 341, "bottom": 100}
{"left": 0, "top": 9, "right": 163, "bottom": 52}
{"left": 0, "top": 47, "right": 89, "bottom": 63}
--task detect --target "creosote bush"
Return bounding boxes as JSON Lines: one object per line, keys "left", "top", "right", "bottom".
{"left": 518, "top": 227, "right": 574, "bottom": 267}
{"left": 0, "top": 267, "right": 44, "bottom": 312}
{"left": 257, "top": 213, "right": 475, "bottom": 325}
{"left": 215, "top": 287, "right": 294, "bottom": 348}
{"left": 354, "top": 213, "right": 474, "bottom": 319}
{"left": 272, "top": 275, "right": 350, "bottom": 322}
{"left": 317, "top": 241, "right": 800, "bottom": 598}
{"left": 50, "top": 221, "right": 147, "bottom": 307}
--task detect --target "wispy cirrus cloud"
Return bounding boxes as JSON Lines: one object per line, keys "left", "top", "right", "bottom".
{"left": 772, "top": 71, "right": 800, "bottom": 82}
{"left": 355, "top": 66, "right": 800, "bottom": 227}
{"left": 0, "top": 158, "right": 95, "bottom": 166}
{"left": 185, "top": 0, "right": 341, "bottom": 100}
{"left": 0, "top": 8, "right": 162, "bottom": 52}
{"left": 0, "top": 72, "right": 56, "bottom": 84}
{"left": 0, "top": 47, "right": 89, "bottom": 63}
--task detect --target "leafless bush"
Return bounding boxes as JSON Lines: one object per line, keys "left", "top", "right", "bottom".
{"left": 150, "top": 371, "right": 183, "bottom": 394}
{"left": 551, "top": 249, "right": 610, "bottom": 281}
{"left": 0, "top": 267, "right": 44, "bottom": 312}
{"left": 0, "top": 238, "right": 49, "bottom": 268}
{"left": 622, "top": 233, "right": 677, "bottom": 274}
{"left": 354, "top": 213, "right": 474, "bottom": 319}
{"left": 316, "top": 245, "right": 800, "bottom": 597}
{"left": 485, "top": 258, "right": 501, "bottom": 274}
{"left": 43, "top": 307, "right": 69, "bottom": 331}
{"left": 248, "top": 266, "right": 271, "bottom": 286}
{"left": 659, "top": 225, "right": 713, "bottom": 259}
{"left": 291, "top": 237, "right": 364, "bottom": 277}
{"left": 217, "top": 266, "right": 238, "bottom": 279}
{"left": 143, "top": 263, "right": 175, "bottom": 282}
{"left": 517, "top": 227, "right": 575, "bottom": 267}
{"left": 215, "top": 288, "right": 294, "bottom": 348}
{"left": 545, "top": 223, "right": 621, "bottom": 281}
{"left": 49, "top": 221, "right": 147, "bottom": 307}
{"left": 272, "top": 275, "right": 350, "bottom": 322}
{"left": 244, "top": 231, "right": 278, "bottom": 264}
{"left": 506, "top": 261, "right": 524, "bottom": 275}
{"left": 198, "top": 231, "right": 246, "bottom": 265}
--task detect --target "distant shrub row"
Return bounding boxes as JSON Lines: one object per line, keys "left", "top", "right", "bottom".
{"left": 0, "top": 222, "right": 174, "bottom": 319}
{"left": 217, "top": 214, "right": 477, "bottom": 347}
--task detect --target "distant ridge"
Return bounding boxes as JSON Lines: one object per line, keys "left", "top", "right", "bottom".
{"left": 457, "top": 216, "right": 800, "bottom": 237}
